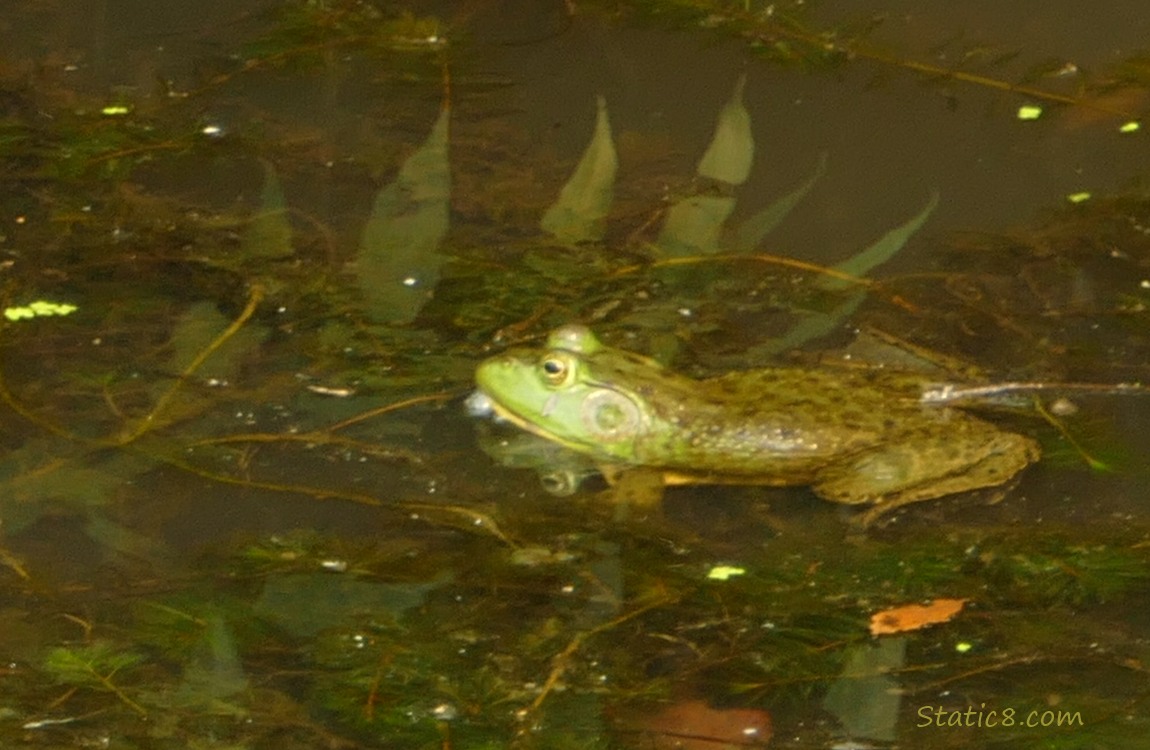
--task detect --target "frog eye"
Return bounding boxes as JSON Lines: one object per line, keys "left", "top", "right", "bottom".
{"left": 540, "top": 354, "right": 571, "bottom": 385}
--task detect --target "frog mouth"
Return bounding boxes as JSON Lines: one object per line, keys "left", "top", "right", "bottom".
{"left": 470, "top": 389, "right": 565, "bottom": 443}
{"left": 470, "top": 386, "right": 641, "bottom": 449}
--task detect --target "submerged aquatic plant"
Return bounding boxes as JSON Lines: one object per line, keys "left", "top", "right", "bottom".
{"left": 41, "top": 642, "right": 149, "bottom": 716}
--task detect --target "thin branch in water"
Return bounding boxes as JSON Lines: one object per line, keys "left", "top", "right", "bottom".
{"left": 921, "top": 380, "right": 1150, "bottom": 404}
{"left": 115, "top": 283, "right": 266, "bottom": 445}
{"left": 1032, "top": 398, "right": 1110, "bottom": 471}
{"left": 612, "top": 252, "right": 875, "bottom": 289}
{"left": 326, "top": 391, "right": 456, "bottom": 433}
{"left": 191, "top": 431, "right": 425, "bottom": 464}
{"left": 152, "top": 450, "right": 518, "bottom": 545}
{"left": 515, "top": 586, "right": 678, "bottom": 727}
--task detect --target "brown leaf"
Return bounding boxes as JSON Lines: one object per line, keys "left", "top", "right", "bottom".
{"left": 869, "top": 598, "right": 967, "bottom": 636}
{"left": 623, "top": 699, "right": 772, "bottom": 749}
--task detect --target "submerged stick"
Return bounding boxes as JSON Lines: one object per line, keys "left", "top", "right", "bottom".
{"left": 921, "top": 381, "right": 1149, "bottom": 405}
{"left": 116, "top": 284, "right": 265, "bottom": 445}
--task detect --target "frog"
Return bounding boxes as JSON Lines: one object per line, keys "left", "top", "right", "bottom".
{"left": 472, "top": 325, "right": 1040, "bottom": 522}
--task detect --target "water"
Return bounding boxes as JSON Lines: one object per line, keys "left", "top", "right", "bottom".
{"left": 0, "top": 2, "right": 1147, "bottom": 748}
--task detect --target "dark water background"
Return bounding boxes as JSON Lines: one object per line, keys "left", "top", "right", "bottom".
{"left": 1, "top": 2, "right": 1148, "bottom": 748}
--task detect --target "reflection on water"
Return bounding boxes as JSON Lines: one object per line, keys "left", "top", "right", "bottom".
{"left": 0, "top": 1, "right": 1147, "bottom": 748}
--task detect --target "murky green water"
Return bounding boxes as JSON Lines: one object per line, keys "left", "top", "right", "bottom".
{"left": 0, "top": 2, "right": 1147, "bottom": 748}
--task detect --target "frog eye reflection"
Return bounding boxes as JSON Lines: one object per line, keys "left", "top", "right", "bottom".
{"left": 541, "top": 355, "right": 570, "bottom": 385}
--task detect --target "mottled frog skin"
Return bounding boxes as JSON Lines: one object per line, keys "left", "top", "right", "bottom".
{"left": 473, "top": 325, "right": 1039, "bottom": 514}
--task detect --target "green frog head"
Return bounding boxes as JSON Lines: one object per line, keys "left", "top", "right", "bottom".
{"left": 474, "top": 325, "right": 660, "bottom": 462}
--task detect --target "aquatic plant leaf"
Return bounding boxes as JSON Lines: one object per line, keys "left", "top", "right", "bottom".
{"left": 540, "top": 96, "right": 618, "bottom": 243}
{"left": 177, "top": 615, "right": 249, "bottom": 706}
{"left": 762, "top": 291, "right": 865, "bottom": 354}
{"left": 655, "top": 77, "right": 758, "bottom": 256}
{"left": 823, "top": 638, "right": 905, "bottom": 741}
{"left": 241, "top": 160, "right": 294, "bottom": 259}
{"left": 0, "top": 443, "right": 170, "bottom": 564}
{"left": 254, "top": 571, "right": 452, "bottom": 637}
{"left": 84, "top": 514, "right": 172, "bottom": 563}
{"left": 731, "top": 152, "right": 828, "bottom": 252}
{"left": 164, "top": 302, "right": 268, "bottom": 383}
{"left": 43, "top": 642, "right": 145, "bottom": 686}
{"left": 986, "top": 543, "right": 1150, "bottom": 605}
{"left": 764, "top": 192, "right": 938, "bottom": 351}
{"left": 42, "top": 641, "right": 149, "bottom": 715}
{"left": 357, "top": 105, "right": 451, "bottom": 324}
{"left": 0, "top": 444, "right": 154, "bottom": 534}
{"left": 697, "top": 74, "right": 753, "bottom": 186}
{"left": 656, "top": 194, "right": 736, "bottom": 256}
{"left": 819, "top": 190, "right": 940, "bottom": 290}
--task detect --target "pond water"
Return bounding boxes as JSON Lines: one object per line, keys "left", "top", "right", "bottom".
{"left": 1, "top": 2, "right": 1148, "bottom": 748}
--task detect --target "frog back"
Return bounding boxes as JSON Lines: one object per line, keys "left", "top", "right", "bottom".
{"left": 627, "top": 366, "right": 936, "bottom": 479}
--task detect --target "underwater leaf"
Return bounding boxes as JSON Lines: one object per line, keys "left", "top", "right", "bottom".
{"left": 869, "top": 598, "right": 967, "bottom": 636}
{"left": 0, "top": 444, "right": 156, "bottom": 535}
{"left": 0, "top": 444, "right": 169, "bottom": 562}
{"left": 164, "top": 302, "right": 269, "bottom": 383}
{"left": 241, "top": 160, "right": 294, "bottom": 260}
{"left": 764, "top": 192, "right": 938, "bottom": 352}
{"left": 731, "top": 152, "right": 828, "bottom": 252}
{"left": 654, "top": 77, "right": 760, "bottom": 256}
{"left": 823, "top": 638, "right": 905, "bottom": 741}
{"left": 986, "top": 543, "right": 1150, "bottom": 605}
{"left": 43, "top": 642, "right": 145, "bottom": 685}
{"left": 84, "top": 514, "right": 172, "bottom": 563}
{"left": 177, "top": 614, "right": 249, "bottom": 708}
{"left": 656, "top": 194, "right": 737, "bottom": 256}
{"left": 357, "top": 105, "right": 451, "bottom": 324}
{"left": 254, "top": 571, "right": 452, "bottom": 637}
{"left": 43, "top": 642, "right": 149, "bottom": 715}
{"left": 818, "top": 190, "right": 940, "bottom": 290}
{"left": 540, "top": 95, "right": 618, "bottom": 244}
{"left": 624, "top": 699, "right": 772, "bottom": 749}
{"left": 697, "top": 73, "right": 754, "bottom": 186}
{"left": 763, "top": 291, "right": 865, "bottom": 354}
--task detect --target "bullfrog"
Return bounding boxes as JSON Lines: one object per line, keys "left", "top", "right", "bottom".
{"left": 472, "top": 325, "right": 1040, "bottom": 520}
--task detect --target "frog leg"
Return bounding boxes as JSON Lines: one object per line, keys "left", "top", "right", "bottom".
{"left": 598, "top": 465, "right": 667, "bottom": 507}
{"left": 812, "top": 427, "right": 1039, "bottom": 524}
